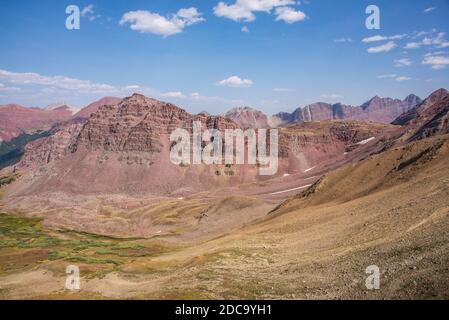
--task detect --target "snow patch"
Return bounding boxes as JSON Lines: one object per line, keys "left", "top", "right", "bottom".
{"left": 304, "top": 166, "right": 316, "bottom": 173}
{"left": 357, "top": 137, "right": 376, "bottom": 145}
{"left": 270, "top": 184, "right": 312, "bottom": 195}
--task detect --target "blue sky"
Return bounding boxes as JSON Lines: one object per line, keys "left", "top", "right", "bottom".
{"left": 0, "top": 0, "right": 448, "bottom": 114}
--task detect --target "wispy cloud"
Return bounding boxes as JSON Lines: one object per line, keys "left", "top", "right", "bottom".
{"left": 241, "top": 26, "right": 250, "bottom": 33}
{"left": 404, "top": 32, "right": 449, "bottom": 49}
{"left": 320, "top": 93, "right": 344, "bottom": 100}
{"left": 376, "top": 74, "right": 412, "bottom": 81}
{"left": 362, "top": 34, "right": 406, "bottom": 43}
{"left": 81, "top": 4, "right": 98, "bottom": 21}
{"left": 273, "top": 87, "right": 295, "bottom": 92}
{"left": 0, "top": 69, "right": 117, "bottom": 94}
{"left": 120, "top": 7, "right": 204, "bottom": 37}
{"left": 160, "top": 91, "right": 185, "bottom": 98}
{"left": 367, "top": 41, "right": 397, "bottom": 53}
{"left": 394, "top": 58, "right": 412, "bottom": 67}
{"left": 81, "top": 4, "right": 94, "bottom": 16}
{"left": 376, "top": 74, "right": 397, "bottom": 79}
{"left": 0, "top": 69, "right": 243, "bottom": 110}
{"left": 0, "top": 82, "right": 21, "bottom": 92}
{"left": 422, "top": 55, "right": 449, "bottom": 69}
{"left": 395, "top": 76, "right": 411, "bottom": 82}
{"left": 334, "top": 37, "right": 352, "bottom": 43}
{"left": 424, "top": 7, "right": 436, "bottom": 13}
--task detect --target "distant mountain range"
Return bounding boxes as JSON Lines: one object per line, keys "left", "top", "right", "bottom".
{"left": 0, "top": 93, "right": 423, "bottom": 144}
{"left": 0, "top": 97, "right": 121, "bottom": 143}
{"left": 225, "top": 94, "right": 423, "bottom": 128}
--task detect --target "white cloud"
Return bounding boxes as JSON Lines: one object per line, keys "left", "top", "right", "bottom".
{"left": 273, "top": 87, "right": 295, "bottom": 92}
{"left": 394, "top": 58, "right": 412, "bottom": 67}
{"left": 81, "top": 4, "right": 98, "bottom": 21}
{"left": 189, "top": 92, "right": 218, "bottom": 101}
{"left": 422, "top": 32, "right": 446, "bottom": 45}
{"left": 120, "top": 7, "right": 204, "bottom": 37}
{"left": 213, "top": 0, "right": 296, "bottom": 22}
{"left": 362, "top": 34, "right": 406, "bottom": 43}
{"left": 320, "top": 93, "right": 343, "bottom": 100}
{"left": 161, "top": 91, "right": 185, "bottom": 98}
{"left": 367, "top": 41, "right": 397, "bottom": 53}
{"left": 404, "top": 42, "right": 422, "bottom": 49}
{"left": 334, "top": 37, "right": 352, "bottom": 43}
{"left": 176, "top": 7, "right": 205, "bottom": 25}
{"left": 0, "top": 69, "right": 117, "bottom": 94}
{"left": 218, "top": 75, "right": 253, "bottom": 87}
{"left": 81, "top": 4, "right": 94, "bottom": 16}
{"left": 404, "top": 32, "right": 449, "bottom": 49}
{"left": 0, "top": 82, "right": 21, "bottom": 92}
{"left": 241, "top": 26, "right": 250, "bottom": 32}
{"left": 0, "top": 69, "right": 243, "bottom": 110}
{"left": 424, "top": 7, "right": 436, "bottom": 13}
{"left": 422, "top": 55, "right": 449, "bottom": 69}
{"left": 190, "top": 92, "right": 202, "bottom": 100}
{"left": 424, "top": 51, "right": 446, "bottom": 57}
{"left": 124, "top": 85, "right": 141, "bottom": 90}
{"left": 275, "top": 7, "right": 307, "bottom": 24}
{"left": 376, "top": 74, "right": 397, "bottom": 79}
{"left": 376, "top": 74, "right": 412, "bottom": 81}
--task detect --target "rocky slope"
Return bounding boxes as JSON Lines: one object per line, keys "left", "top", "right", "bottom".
{"left": 224, "top": 107, "right": 270, "bottom": 129}
{"left": 0, "top": 104, "right": 73, "bottom": 142}
{"left": 270, "top": 94, "right": 422, "bottom": 126}
{"left": 6, "top": 93, "right": 397, "bottom": 199}
{"left": 9, "top": 94, "right": 248, "bottom": 195}
{"left": 276, "top": 121, "right": 396, "bottom": 173}
{"left": 73, "top": 97, "right": 122, "bottom": 120}
{"left": 393, "top": 89, "right": 449, "bottom": 142}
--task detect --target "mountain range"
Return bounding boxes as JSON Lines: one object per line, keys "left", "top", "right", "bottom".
{"left": 226, "top": 94, "right": 422, "bottom": 128}
{"left": 0, "top": 88, "right": 448, "bottom": 299}
{"left": 0, "top": 94, "right": 423, "bottom": 145}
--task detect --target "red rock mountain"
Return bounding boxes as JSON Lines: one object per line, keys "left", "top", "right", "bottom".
{"left": 393, "top": 88, "right": 449, "bottom": 141}
{"left": 0, "top": 104, "right": 73, "bottom": 142}
{"left": 14, "top": 94, "right": 247, "bottom": 195}
{"left": 10, "top": 94, "right": 399, "bottom": 198}
{"left": 0, "top": 97, "right": 121, "bottom": 143}
{"left": 224, "top": 107, "right": 270, "bottom": 129}
{"left": 73, "top": 97, "right": 122, "bottom": 120}
{"left": 270, "top": 94, "right": 422, "bottom": 126}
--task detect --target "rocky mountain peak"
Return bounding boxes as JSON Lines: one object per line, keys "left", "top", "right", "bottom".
{"left": 224, "top": 106, "right": 269, "bottom": 128}
{"left": 403, "top": 94, "right": 422, "bottom": 104}
{"left": 425, "top": 88, "right": 449, "bottom": 102}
